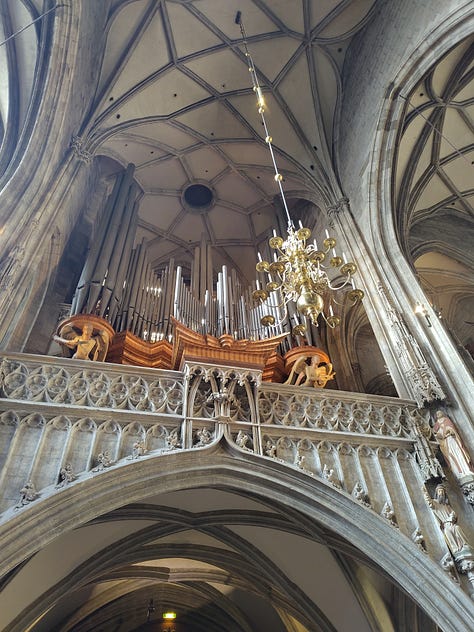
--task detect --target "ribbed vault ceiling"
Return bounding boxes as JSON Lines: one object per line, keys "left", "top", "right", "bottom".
{"left": 394, "top": 34, "right": 474, "bottom": 348}
{"left": 84, "top": 0, "right": 377, "bottom": 284}
{"left": 3, "top": 486, "right": 403, "bottom": 632}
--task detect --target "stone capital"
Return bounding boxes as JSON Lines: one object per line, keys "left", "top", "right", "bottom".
{"left": 327, "top": 196, "right": 350, "bottom": 217}
{"left": 70, "top": 135, "right": 93, "bottom": 164}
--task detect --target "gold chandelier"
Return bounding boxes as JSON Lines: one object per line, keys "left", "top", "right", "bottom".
{"left": 237, "top": 13, "right": 364, "bottom": 331}
{"left": 254, "top": 226, "right": 363, "bottom": 329}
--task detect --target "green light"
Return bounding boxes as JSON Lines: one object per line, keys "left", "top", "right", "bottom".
{"left": 163, "top": 611, "right": 177, "bottom": 620}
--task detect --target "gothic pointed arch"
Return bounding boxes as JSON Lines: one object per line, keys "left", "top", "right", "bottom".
{"left": 0, "top": 441, "right": 470, "bottom": 632}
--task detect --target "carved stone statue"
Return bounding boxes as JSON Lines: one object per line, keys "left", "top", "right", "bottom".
{"left": 295, "top": 448, "right": 312, "bottom": 474}
{"left": 424, "top": 484, "right": 470, "bottom": 555}
{"left": 16, "top": 480, "right": 38, "bottom": 507}
{"left": 440, "top": 552, "right": 460, "bottom": 583}
{"left": 433, "top": 410, "right": 473, "bottom": 479}
{"left": 236, "top": 430, "right": 251, "bottom": 451}
{"left": 322, "top": 464, "right": 341, "bottom": 488}
{"left": 352, "top": 481, "right": 370, "bottom": 506}
{"left": 128, "top": 441, "right": 146, "bottom": 459}
{"left": 285, "top": 355, "right": 335, "bottom": 389}
{"left": 56, "top": 463, "right": 77, "bottom": 487}
{"left": 412, "top": 527, "right": 426, "bottom": 552}
{"left": 195, "top": 427, "right": 212, "bottom": 447}
{"left": 264, "top": 440, "right": 277, "bottom": 458}
{"left": 93, "top": 450, "right": 113, "bottom": 471}
{"left": 381, "top": 501, "right": 398, "bottom": 528}
{"left": 54, "top": 321, "right": 110, "bottom": 361}
{"left": 411, "top": 410, "right": 444, "bottom": 481}
{"left": 462, "top": 482, "right": 474, "bottom": 506}
{"left": 166, "top": 428, "right": 181, "bottom": 450}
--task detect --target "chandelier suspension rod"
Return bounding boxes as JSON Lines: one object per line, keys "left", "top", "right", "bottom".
{"left": 236, "top": 11, "right": 364, "bottom": 332}
{"left": 236, "top": 13, "right": 293, "bottom": 228}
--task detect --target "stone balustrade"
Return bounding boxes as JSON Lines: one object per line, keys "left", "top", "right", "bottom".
{"left": 1, "top": 351, "right": 474, "bottom": 597}
{"left": 0, "top": 353, "right": 185, "bottom": 513}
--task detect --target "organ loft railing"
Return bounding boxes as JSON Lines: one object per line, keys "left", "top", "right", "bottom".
{"left": 0, "top": 351, "right": 473, "bottom": 598}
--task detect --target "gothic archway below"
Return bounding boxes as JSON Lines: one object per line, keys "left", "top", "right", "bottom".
{"left": 0, "top": 441, "right": 468, "bottom": 632}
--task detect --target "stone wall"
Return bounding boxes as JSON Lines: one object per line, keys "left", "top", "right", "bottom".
{"left": 0, "top": 2, "right": 112, "bottom": 350}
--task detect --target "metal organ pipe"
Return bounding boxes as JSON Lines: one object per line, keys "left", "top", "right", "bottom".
{"left": 192, "top": 243, "right": 200, "bottom": 298}
{"left": 88, "top": 164, "right": 136, "bottom": 314}
{"left": 162, "top": 260, "right": 175, "bottom": 338}
{"left": 139, "top": 266, "right": 154, "bottom": 338}
{"left": 110, "top": 205, "right": 139, "bottom": 325}
{"left": 125, "top": 239, "right": 146, "bottom": 333}
{"left": 135, "top": 262, "right": 150, "bottom": 337}
{"left": 70, "top": 163, "right": 139, "bottom": 321}
{"left": 72, "top": 207, "right": 294, "bottom": 349}
{"left": 173, "top": 266, "right": 182, "bottom": 322}
{"left": 148, "top": 276, "right": 161, "bottom": 340}
{"left": 71, "top": 170, "right": 123, "bottom": 315}
{"left": 222, "top": 265, "right": 229, "bottom": 334}
{"left": 114, "top": 246, "right": 138, "bottom": 332}
{"left": 101, "top": 184, "right": 140, "bottom": 321}
{"left": 156, "top": 263, "right": 170, "bottom": 336}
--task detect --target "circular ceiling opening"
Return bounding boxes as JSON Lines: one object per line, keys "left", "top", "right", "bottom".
{"left": 182, "top": 183, "right": 214, "bottom": 213}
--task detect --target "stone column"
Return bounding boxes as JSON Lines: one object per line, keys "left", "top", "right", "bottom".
{"left": 326, "top": 198, "right": 445, "bottom": 407}
{"left": 0, "top": 1, "right": 111, "bottom": 350}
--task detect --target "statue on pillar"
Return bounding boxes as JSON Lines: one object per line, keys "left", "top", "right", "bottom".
{"left": 433, "top": 410, "right": 473, "bottom": 479}
{"left": 424, "top": 483, "right": 474, "bottom": 595}
{"left": 410, "top": 410, "right": 444, "bottom": 481}
{"left": 423, "top": 484, "right": 470, "bottom": 556}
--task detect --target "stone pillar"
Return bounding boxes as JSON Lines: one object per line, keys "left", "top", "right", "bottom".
{"left": 334, "top": 1, "right": 474, "bottom": 439}
{"left": 326, "top": 199, "right": 445, "bottom": 407}
{"left": 327, "top": 195, "right": 474, "bottom": 461}
{"left": 0, "top": 1, "right": 111, "bottom": 351}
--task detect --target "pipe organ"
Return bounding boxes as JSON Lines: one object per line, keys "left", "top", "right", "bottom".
{"left": 69, "top": 164, "right": 311, "bottom": 355}
{"left": 74, "top": 245, "right": 292, "bottom": 348}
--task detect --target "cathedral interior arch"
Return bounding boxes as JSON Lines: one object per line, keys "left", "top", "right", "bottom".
{"left": 0, "top": 1, "right": 473, "bottom": 631}
{"left": 0, "top": 449, "right": 467, "bottom": 632}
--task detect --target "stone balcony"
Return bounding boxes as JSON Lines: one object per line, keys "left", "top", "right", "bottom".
{"left": 1, "top": 351, "right": 473, "bottom": 599}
